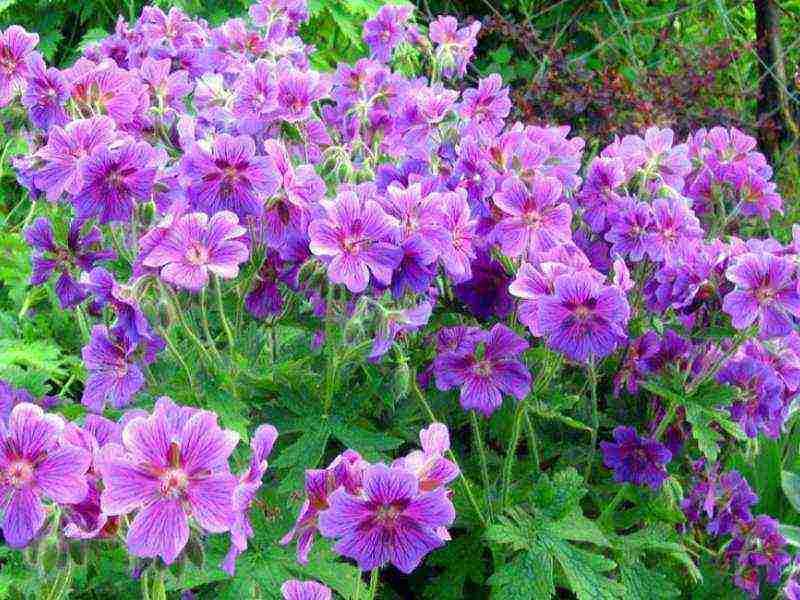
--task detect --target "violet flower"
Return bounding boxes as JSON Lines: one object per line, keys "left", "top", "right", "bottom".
{"left": 142, "top": 211, "right": 249, "bottom": 292}
{"left": 308, "top": 191, "right": 402, "bottom": 293}
{"left": 0, "top": 403, "right": 91, "bottom": 548}
{"left": 318, "top": 463, "right": 455, "bottom": 573}
{"left": 434, "top": 323, "right": 531, "bottom": 416}
{"left": 600, "top": 426, "right": 672, "bottom": 490}
{"left": 99, "top": 397, "right": 239, "bottom": 564}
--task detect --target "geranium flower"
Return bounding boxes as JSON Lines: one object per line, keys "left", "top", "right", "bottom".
{"left": 281, "top": 580, "right": 331, "bottom": 600}
{"left": 318, "top": 463, "right": 455, "bottom": 573}
{"left": 492, "top": 175, "right": 571, "bottom": 258}
{"left": 99, "top": 397, "right": 239, "bottom": 564}
{"left": 75, "top": 140, "right": 157, "bottom": 224}
{"left": 222, "top": 424, "right": 278, "bottom": 575}
{"left": 538, "top": 272, "right": 630, "bottom": 363}
{"left": 308, "top": 191, "right": 402, "bottom": 293}
{"left": 600, "top": 426, "right": 672, "bottom": 490}
{"left": 183, "top": 134, "right": 280, "bottom": 219}
{"left": 81, "top": 325, "right": 145, "bottom": 413}
{"left": 0, "top": 403, "right": 91, "bottom": 548}
{"left": 142, "top": 211, "right": 249, "bottom": 292}
{"left": 434, "top": 324, "right": 531, "bottom": 416}
{"left": 722, "top": 252, "right": 800, "bottom": 339}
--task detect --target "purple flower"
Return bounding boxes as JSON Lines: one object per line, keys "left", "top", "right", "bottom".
{"left": 76, "top": 140, "right": 156, "bottom": 224}
{"left": 281, "top": 580, "right": 331, "bottom": 600}
{"left": 538, "top": 272, "right": 630, "bottom": 363}
{"left": 605, "top": 198, "right": 653, "bottom": 262}
{"left": 182, "top": 134, "right": 280, "bottom": 220}
{"left": 621, "top": 126, "right": 691, "bottom": 190}
{"left": 718, "top": 357, "right": 785, "bottom": 438}
{"left": 308, "top": 191, "right": 402, "bottom": 293}
{"left": 509, "top": 260, "right": 573, "bottom": 336}
{"left": 0, "top": 403, "right": 91, "bottom": 547}
{"left": 577, "top": 157, "right": 627, "bottom": 233}
{"left": 362, "top": 4, "right": 413, "bottom": 62}
{"left": 222, "top": 424, "right": 278, "bottom": 575}
{"left": 393, "top": 423, "right": 459, "bottom": 492}
{"left": 453, "top": 251, "right": 513, "bottom": 320}
{"left": 34, "top": 116, "right": 116, "bottom": 202}
{"left": 24, "top": 217, "right": 115, "bottom": 309}
{"left": 370, "top": 301, "right": 432, "bottom": 360}
{"left": 81, "top": 325, "right": 145, "bottom": 413}
{"left": 281, "top": 450, "right": 368, "bottom": 564}
{"left": 459, "top": 74, "right": 511, "bottom": 140}
{"left": 681, "top": 466, "right": 757, "bottom": 536}
{"left": 643, "top": 198, "right": 703, "bottom": 263}
{"left": 142, "top": 211, "right": 249, "bottom": 292}
{"left": 99, "top": 397, "right": 239, "bottom": 564}
{"left": 21, "top": 52, "right": 69, "bottom": 130}
{"left": 245, "top": 251, "right": 289, "bottom": 319}
{"left": 84, "top": 267, "right": 158, "bottom": 348}
{"left": 434, "top": 324, "right": 531, "bottom": 416}
{"left": 434, "top": 189, "right": 478, "bottom": 283}
{"left": 275, "top": 68, "right": 330, "bottom": 123}
{"left": 429, "top": 17, "right": 480, "bottom": 79}
{"left": 492, "top": 175, "right": 571, "bottom": 258}
{"left": 723, "top": 252, "right": 800, "bottom": 339}
{"left": 0, "top": 26, "right": 38, "bottom": 107}
{"left": 725, "top": 515, "right": 791, "bottom": 598}
{"left": 600, "top": 426, "right": 671, "bottom": 490}
{"left": 731, "top": 163, "right": 783, "bottom": 221}
{"left": 233, "top": 59, "right": 278, "bottom": 134}
{"left": 318, "top": 463, "right": 455, "bottom": 573}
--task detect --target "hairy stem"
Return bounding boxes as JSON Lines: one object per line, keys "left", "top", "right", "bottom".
{"left": 501, "top": 400, "right": 526, "bottom": 509}
{"left": 470, "top": 410, "right": 493, "bottom": 521}
{"left": 584, "top": 360, "right": 600, "bottom": 481}
{"left": 323, "top": 284, "right": 337, "bottom": 415}
{"left": 213, "top": 275, "right": 236, "bottom": 350}
{"left": 367, "top": 569, "right": 379, "bottom": 600}
{"left": 409, "top": 375, "right": 488, "bottom": 527}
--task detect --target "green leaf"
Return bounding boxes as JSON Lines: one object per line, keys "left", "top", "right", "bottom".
{"left": 619, "top": 560, "right": 681, "bottom": 599}
{"left": 549, "top": 512, "right": 611, "bottom": 547}
{"left": 424, "top": 535, "right": 488, "bottom": 600}
{"left": 488, "top": 549, "right": 555, "bottom": 600}
{"left": 542, "top": 533, "right": 623, "bottom": 600}
{"left": 329, "top": 418, "right": 404, "bottom": 462}
{"left": 490, "top": 45, "right": 513, "bottom": 65}
{"left": 273, "top": 423, "right": 330, "bottom": 492}
{"left": 782, "top": 471, "right": 800, "bottom": 513}
{"left": 684, "top": 404, "right": 723, "bottom": 462}
{"left": 531, "top": 468, "right": 587, "bottom": 520}
{"left": 780, "top": 523, "right": 800, "bottom": 547}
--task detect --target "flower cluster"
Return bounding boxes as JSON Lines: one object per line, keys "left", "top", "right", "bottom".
{"left": 0, "top": 393, "right": 274, "bottom": 578}
{"left": 3, "top": 0, "right": 800, "bottom": 595}
{"left": 282, "top": 423, "right": 458, "bottom": 573}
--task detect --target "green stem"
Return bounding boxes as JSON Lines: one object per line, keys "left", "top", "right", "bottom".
{"left": 75, "top": 305, "right": 91, "bottom": 343}
{"left": 501, "top": 401, "right": 526, "bottom": 509}
{"left": 323, "top": 284, "right": 337, "bottom": 415}
{"left": 367, "top": 569, "right": 379, "bottom": 600}
{"left": 199, "top": 288, "right": 222, "bottom": 360}
{"left": 654, "top": 402, "right": 678, "bottom": 440}
{"left": 151, "top": 569, "right": 166, "bottom": 600}
{"left": 410, "top": 376, "right": 488, "bottom": 527}
{"left": 156, "top": 325, "right": 195, "bottom": 390}
{"left": 524, "top": 411, "right": 540, "bottom": 474}
{"left": 470, "top": 410, "right": 493, "bottom": 520}
{"left": 213, "top": 275, "right": 236, "bottom": 350}
{"left": 353, "top": 570, "right": 362, "bottom": 600}
{"left": 599, "top": 483, "right": 630, "bottom": 528}
{"left": 141, "top": 570, "right": 151, "bottom": 600}
{"left": 584, "top": 361, "right": 600, "bottom": 481}
{"left": 161, "top": 283, "right": 216, "bottom": 368}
